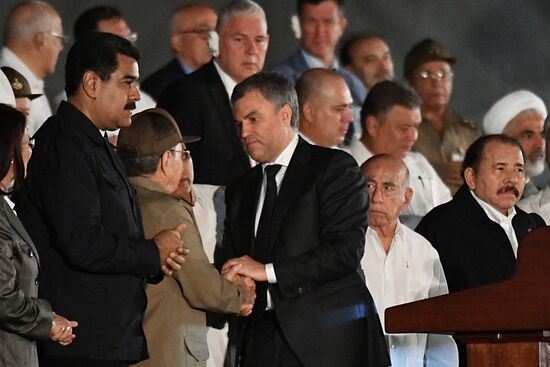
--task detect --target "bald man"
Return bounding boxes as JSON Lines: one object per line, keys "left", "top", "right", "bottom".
{"left": 361, "top": 154, "right": 458, "bottom": 367}
{"left": 296, "top": 68, "right": 353, "bottom": 148}
{"left": 142, "top": 4, "right": 218, "bottom": 101}
{"left": 1, "top": 1, "right": 65, "bottom": 137}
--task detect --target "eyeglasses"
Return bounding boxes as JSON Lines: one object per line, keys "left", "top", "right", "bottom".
{"left": 169, "top": 149, "right": 191, "bottom": 160}
{"left": 44, "top": 31, "right": 69, "bottom": 44}
{"left": 176, "top": 28, "right": 213, "bottom": 37}
{"left": 415, "top": 70, "right": 454, "bottom": 81}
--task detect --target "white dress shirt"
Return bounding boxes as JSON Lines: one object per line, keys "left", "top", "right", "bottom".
{"left": 0, "top": 47, "right": 52, "bottom": 137}
{"left": 193, "top": 184, "right": 228, "bottom": 367}
{"left": 470, "top": 190, "right": 519, "bottom": 257}
{"left": 362, "top": 223, "right": 458, "bottom": 367}
{"left": 518, "top": 184, "right": 550, "bottom": 224}
{"left": 257, "top": 133, "right": 299, "bottom": 287}
{"left": 349, "top": 138, "right": 452, "bottom": 228}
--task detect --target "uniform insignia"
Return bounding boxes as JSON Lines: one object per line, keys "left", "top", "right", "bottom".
{"left": 11, "top": 78, "right": 23, "bottom": 90}
{"left": 461, "top": 118, "right": 477, "bottom": 129}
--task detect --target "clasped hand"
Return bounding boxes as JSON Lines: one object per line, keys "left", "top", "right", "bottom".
{"left": 50, "top": 312, "right": 78, "bottom": 346}
{"left": 153, "top": 223, "right": 189, "bottom": 276}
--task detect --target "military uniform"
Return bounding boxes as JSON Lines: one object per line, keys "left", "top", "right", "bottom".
{"left": 413, "top": 109, "right": 479, "bottom": 193}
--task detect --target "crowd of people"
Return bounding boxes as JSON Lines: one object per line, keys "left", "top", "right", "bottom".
{"left": 0, "top": 1, "right": 547, "bottom": 367}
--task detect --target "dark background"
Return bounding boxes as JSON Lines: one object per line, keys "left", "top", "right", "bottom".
{"left": 1, "top": 0, "right": 549, "bottom": 127}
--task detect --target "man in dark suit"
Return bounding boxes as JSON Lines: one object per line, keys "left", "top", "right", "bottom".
{"left": 417, "top": 134, "right": 546, "bottom": 293}
{"left": 17, "top": 33, "right": 186, "bottom": 367}
{"left": 141, "top": 4, "right": 217, "bottom": 101}
{"left": 158, "top": 0, "right": 269, "bottom": 186}
{"left": 416, "top": 134, "right": 545, "bottom": 365}
{"left": 218, "top": 72, "right": 389, "bottom": 367}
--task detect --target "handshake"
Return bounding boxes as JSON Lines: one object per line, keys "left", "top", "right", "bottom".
{"left": 221, "top": 255, "right": 268, "bottom": 317}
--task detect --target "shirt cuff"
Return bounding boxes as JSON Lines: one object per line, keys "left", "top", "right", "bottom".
{"left": 265, "top": 263, "right": 277, "bottom": 284}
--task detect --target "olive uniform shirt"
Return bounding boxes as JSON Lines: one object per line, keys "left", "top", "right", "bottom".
{"left": 414, "top": 109, "right": 479, "bottom": 194}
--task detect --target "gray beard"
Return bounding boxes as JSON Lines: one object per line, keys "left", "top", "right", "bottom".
{"left": 525, "top": 159, "right": 545, "bottom": 177}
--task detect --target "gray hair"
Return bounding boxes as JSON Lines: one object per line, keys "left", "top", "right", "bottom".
{"left": 231, "top": 72, "right": 299, "bottom": 129}
{"left": 120, "top": 155, "right": 160, "bottom": 177}
{"left": 3, "top": 1, "right": 58, "bottom": 43}
{"left": 216, "top": 0, "right": 266, "bottom": 34}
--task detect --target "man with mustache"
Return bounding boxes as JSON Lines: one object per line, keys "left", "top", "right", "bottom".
{"left": 482, "top": 90, "right": 547, "bottom": 198}
{"left": 17, "top": 33, "right": 187, "bottom": 367}
{"left": 416, "top": 134, "right": 545, "bottom": 294}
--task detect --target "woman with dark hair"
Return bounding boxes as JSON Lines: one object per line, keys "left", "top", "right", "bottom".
{"left": 0, "top": 104, "right": 78, "bottom": 367}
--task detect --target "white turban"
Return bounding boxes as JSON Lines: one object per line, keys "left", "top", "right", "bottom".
{"left": 482, "top": 90, "right": 547, "bottom": 135}
{"left": 0, "top": 70, "right": 15, "bottom": 107}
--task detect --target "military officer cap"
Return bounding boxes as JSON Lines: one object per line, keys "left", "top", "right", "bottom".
{"left": 0, "top": 66, "right": 42, "bottom": 100}
{"left": 404, "top": 38, "right": 456, "bottom": 80}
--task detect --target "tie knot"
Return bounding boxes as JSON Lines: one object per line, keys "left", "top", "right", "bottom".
{"left": 264, "top": 164, "right": 282, "bottom": 179}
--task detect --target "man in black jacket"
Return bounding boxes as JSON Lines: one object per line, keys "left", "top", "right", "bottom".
{"left": 17, "top": 33, "right": 186, "bottom": 367}
{"left": 417, "top": 134, "right": 545, "bottom": 294}
{"left": 141, "top": 4, "right": 217, "bottom": 101}
{"left": 158, "top": 0, "right": 269, "bottom": 186}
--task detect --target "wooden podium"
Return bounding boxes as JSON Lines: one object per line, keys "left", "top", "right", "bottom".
{"left": 385, "top": 227, "right": 550, "bottom": 367}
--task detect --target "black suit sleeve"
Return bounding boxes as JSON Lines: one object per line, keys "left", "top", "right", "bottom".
{"left": 20, "top": 134, "right": 160, "bottom": 277}
{"left": 273, "top": 152, "right": 369, "bottom": 299}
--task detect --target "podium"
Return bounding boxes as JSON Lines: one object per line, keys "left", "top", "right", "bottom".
{"left": 385, "top": 227, "right": 550, "bottom": 366}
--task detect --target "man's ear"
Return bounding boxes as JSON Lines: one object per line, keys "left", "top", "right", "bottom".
{"left": 160, "top": 151, "right": 171, "bottom": 174}
{"left": 280, "top": 103, "right": 293, "bottom": 126}
{"left": 366, "top": 116, "right": 379, "bottom": 138}
{"left": 81, "top": 71, "right": 99, "bottom": 99}
{"left": 402, "top": 187, "right": 413, "bottom": 211}
{"left": 463, "top": 167, "right": 476, "bottom": 190}
{"left": 302, "top": 101, "right": 315, "bottom": 124}
{"left": 34, "top": 32, "right": 46, "bottom": 49}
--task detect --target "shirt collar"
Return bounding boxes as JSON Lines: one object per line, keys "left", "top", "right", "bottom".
{"left": 213, "top": 60, "right": 237, "bottom": 100}
{"left": 470, "top": 190, "right": 516, "bottom": 225}
{"left": 262, "top": 133, "right": 299, "bottom": 170}
{"left": 300, "top": 48, "right": 338, "bottom": 69}
{"left": 178, "top": 60, "right": 195, "bottom": 74}
{"left": 0, "top": 47, "right": 44, "bottom": 92}
{"left": 3, "top": 195, "right": 15, "bottom": 210}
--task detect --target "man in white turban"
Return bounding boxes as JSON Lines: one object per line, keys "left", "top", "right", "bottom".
{"left": 483, "top": 90, "right": 547, "bottom": 197}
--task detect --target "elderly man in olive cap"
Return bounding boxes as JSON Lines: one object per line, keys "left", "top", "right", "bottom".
{"left": 483, "top": 90, "right": 547, "bottom": 198}
{"left": 117, "top": 108, "right": 256, "bottom": 367}
{"left": 405, "top": 38, "right": 480, "bottom": 193}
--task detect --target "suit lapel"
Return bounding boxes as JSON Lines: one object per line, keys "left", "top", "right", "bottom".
{"left": 267, "top": 139, "right": 311, "bottom": 259}
{"left": 1, "top": 197, "right": 40, "bottom": 262}
{"left": 206, "top": 63, "right": 250, "bottom": 167}
{"left": 241, "top": 165, "right": 263, "bottom": 256}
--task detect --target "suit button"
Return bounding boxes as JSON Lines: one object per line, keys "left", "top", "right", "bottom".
{"left": 28, "top": 249, "right": 34, "bottom": 257}
{"left": 297, "top": 287, "right": 304, "bottom": 294}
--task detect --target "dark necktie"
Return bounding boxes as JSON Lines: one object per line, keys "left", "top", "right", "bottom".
{"left": 252, "top": 164, "right": 281, "bottom": 318}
